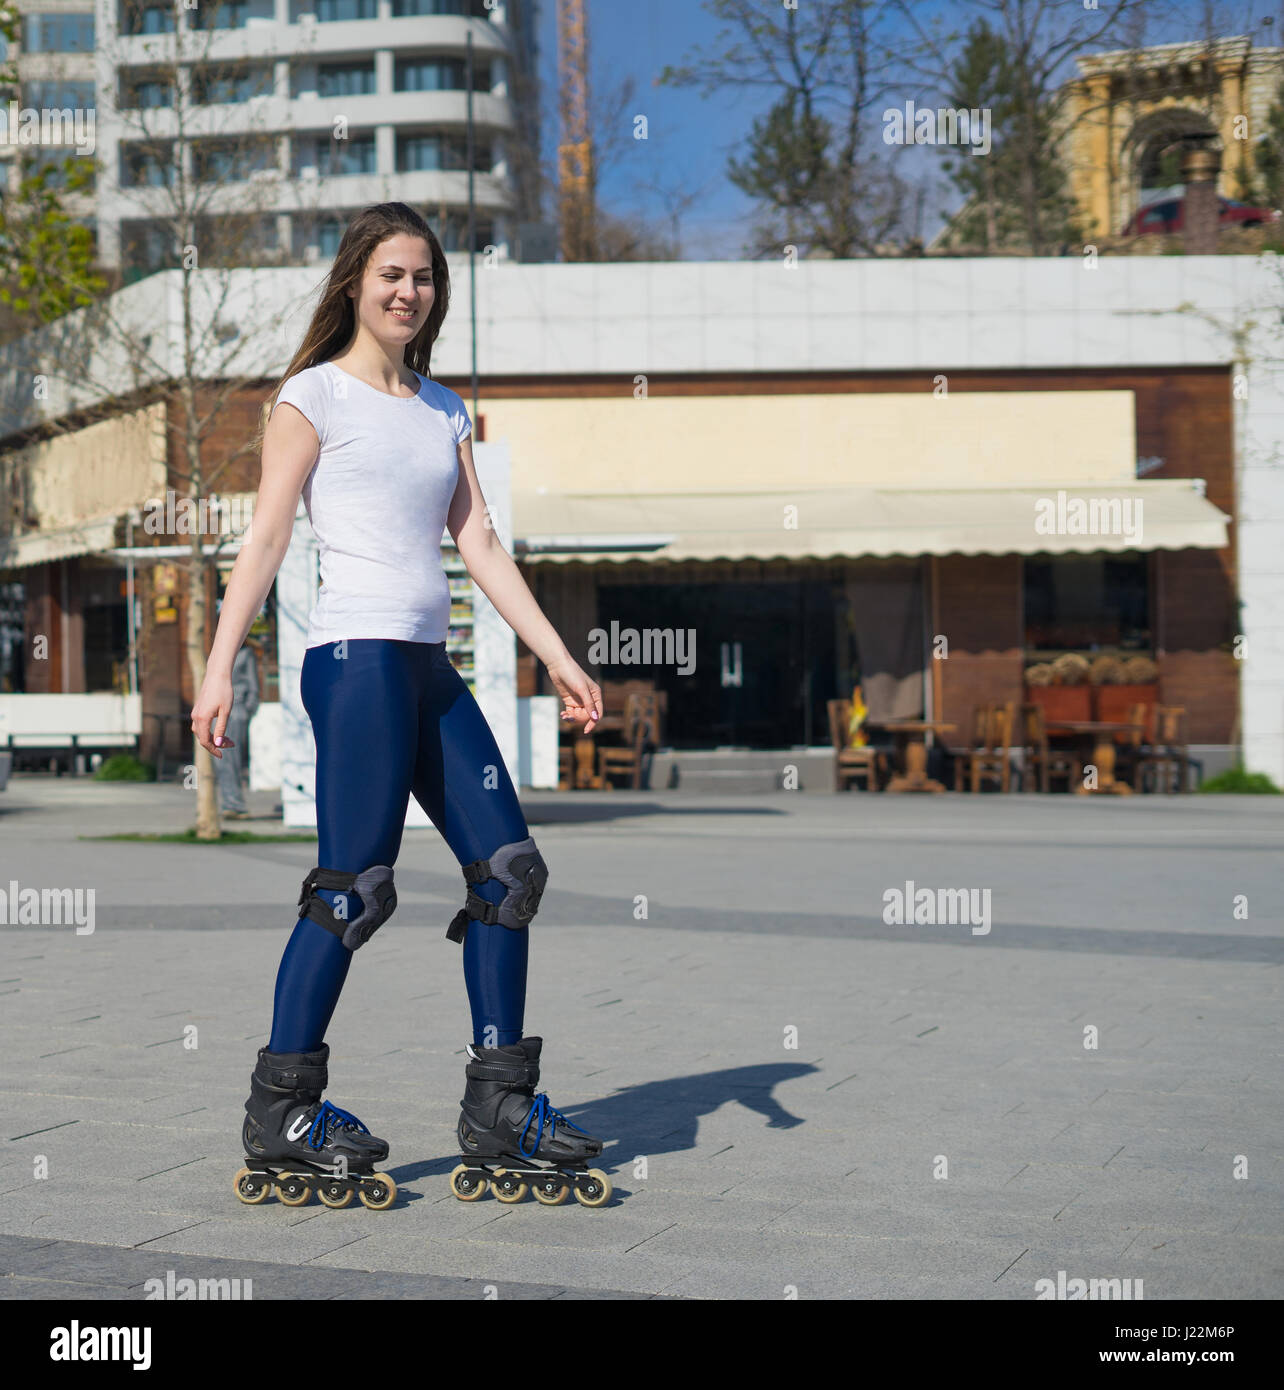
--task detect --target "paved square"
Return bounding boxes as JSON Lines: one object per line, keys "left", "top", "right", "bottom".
{"left": 2, "top": 778, "right": 1280, "bottom": 1299}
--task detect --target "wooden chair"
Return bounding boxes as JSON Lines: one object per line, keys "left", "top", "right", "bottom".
{"left": 954, "top": 703, "right": 1014, "bottom": 792}
{"left": 951, "top": 705, "right": 990, "bottom": 790}
{"left": 597, "top": 692, "right": 663, "bottom": 790}
{"left": 1114, "top": 701, "right": 1153, "bottom": 790}
{"left": 1021, "top": 702, "right": 1079, "bottom": 792}
{"left": 560, "top": 680, "right": 667, "bottom": 789}
{"left": 1134, "top": 705, "right": 1193, "bottom": 793}
{"left": 826, "top": 699, "right": 882, "bottom": 791}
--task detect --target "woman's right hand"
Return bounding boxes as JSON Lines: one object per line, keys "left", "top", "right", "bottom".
{"left": 191, "top": 672, "right": 235, "bottom": 759}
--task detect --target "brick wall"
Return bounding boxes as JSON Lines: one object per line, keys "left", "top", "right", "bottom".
{"left": 935, "top": 555, "right": 1024, "bottom": 736}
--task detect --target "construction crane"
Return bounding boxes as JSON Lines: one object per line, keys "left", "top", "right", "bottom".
{"left": 557, "top": 0, "right": 595, "bottom": 261}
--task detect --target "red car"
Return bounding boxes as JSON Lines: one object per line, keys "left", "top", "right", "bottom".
{"left": 1122, "top": 195, "right": 1281, "bottom": 235}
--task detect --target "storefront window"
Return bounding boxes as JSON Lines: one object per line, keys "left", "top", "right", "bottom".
{"left": 81, "top": 562, "right": 130, "bottom": 693}
{"left": 0, "top": 580, "right": 25, "bottom": 692}
{"left": 1023, "top": 553, "right": 1150, "bottom": 653}
{"left": 593, "top": 576, "right": 840, "bottom": 749}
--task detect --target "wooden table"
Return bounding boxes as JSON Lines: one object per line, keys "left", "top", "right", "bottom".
{"left": 867, "top": 719, "right": 957, "bottom": 793}
{"left": 1044, "top": 720, "right": 1142, "bottom": 795}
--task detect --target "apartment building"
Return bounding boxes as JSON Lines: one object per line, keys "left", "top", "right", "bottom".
{"left": 4, "top": 0, "right": 539, "bottom": 280}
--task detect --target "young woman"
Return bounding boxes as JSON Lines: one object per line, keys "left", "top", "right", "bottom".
{"left": 192, "top": 202, "right": 611, "bottom": 1210}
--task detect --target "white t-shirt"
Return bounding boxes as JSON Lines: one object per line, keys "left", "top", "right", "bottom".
{"left": 271, "top": 359, "right": 472, "bottom": 648}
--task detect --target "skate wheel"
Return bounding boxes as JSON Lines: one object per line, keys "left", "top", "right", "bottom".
{"left": 357, "top": 1174, "right": 397, "bottom": 1210}
{"left": 450, "top": 1164, "right": 488, "bottom": 1201}
{"left": 573, "top": 1169, "right": 612, "bottom": 1208}
{"left": 233, "top": 1167, "right": 272, "bottom": 1205}
{"left": 275, "top": 1173, "right": 312, "bottom": 1206}
{"left": 532, "top": 1174, "right": 570, "bottom": 1205}
{"left": 491, "top": 1168, "right": 528, "bottom": 1204}
{"left": 318, "top": 1179, "right": 354, "bottom": 1208}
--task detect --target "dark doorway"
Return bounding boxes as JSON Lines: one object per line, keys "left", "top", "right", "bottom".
{"left": 595, "top": 578, "right": 840, "bottom": 748}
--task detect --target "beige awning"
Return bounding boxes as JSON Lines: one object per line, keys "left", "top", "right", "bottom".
{"left": 514, "top": 481, "right": 1228, "bottom": 563}
{"left": 0, "top": 515, "right": 123, "bottom": 569}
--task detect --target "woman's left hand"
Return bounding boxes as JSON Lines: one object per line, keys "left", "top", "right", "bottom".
{"left": 546, "top": 656, "right": 602, "bottom": 734}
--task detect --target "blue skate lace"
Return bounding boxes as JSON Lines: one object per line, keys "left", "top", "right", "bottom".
{"left": 518, "top": 1092, "right": 589, "bottom": 1159}
{"left": 306, "top": 1101, "right": 370, "bottom": 1151}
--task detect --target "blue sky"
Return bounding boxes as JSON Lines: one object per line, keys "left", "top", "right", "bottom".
{"left": 531, "top": 0, "right": 765, "bottom": 258}
{"left": 529, "top": 0, "right": 1267, "bottom": 259}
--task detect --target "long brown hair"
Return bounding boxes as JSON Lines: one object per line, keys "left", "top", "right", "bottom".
{"left": 258, "top": 202, "right": 451, "bottom": 448}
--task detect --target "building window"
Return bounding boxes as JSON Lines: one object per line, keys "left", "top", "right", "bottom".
{"left": 293, "top": 133, "right": 376, "bottom": 176}
{"left": 1023, "top": 553, "right": 1151, "bottom": 655}
{"left": 23, "top": 81, "right": 96, "bottom": 111}
{"left": 81, "top": 564, "right": 131, "bottom": 695}
{"left": 15, "top": 148, "right": 96, "bottom": 192}
{"left": 121, "top": 221, "right": 179, "bottom": 281}
{"left": 292, "top": 214, "right": 350, "bottom": 260}
{"left": 313, "top": 0, "right": 379, "bottom": 21}
{"left": 316, "top": 219, "right": 346, "bottom": 258}
{"left": 397, "top": 131, "right": 492, "bottom": 173}
{"left": 117, "top": 2, "right": 175, "bottom": 37}
{"left": 21, "top": 13, "right": 95, "bottom": 51}
{"left": 120, "top": 143, "right": 178, "bottom": 188}
{"left": 195, "top": 213, "right": 282, "bottom": 264}
{"left": 391, "top": 0, "right": 492, "bottom": 15}
{"left": 0, "top": 581, "right": 26, "bottom": 694}
{"left": 315, "top": 63, "right": 376, "bottom": 98}
{"left": 394, "top": 56, "right": 491, "bottom": 92}
{"left": 120, "top": 74, "right": 174, "bottom": 109}
{"left": 191, "top": 0, "right": 252, "bottom": 28}
{"left": 193, "top": 140, "right": 276, "bottom": 182}
{"left": 194, "top": 67, "right": 274, "bottom": 104}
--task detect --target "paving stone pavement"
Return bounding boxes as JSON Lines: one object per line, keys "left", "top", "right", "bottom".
{"left": 1, "top": 776, "right": 1281, "bottom": 1300}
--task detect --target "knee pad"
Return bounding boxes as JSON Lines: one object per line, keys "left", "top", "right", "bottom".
{"left": 298, "top": 865, "right": 397, "bottom": 951}
{"left": 446, "top": 836, "right": 547, "bottom": 944}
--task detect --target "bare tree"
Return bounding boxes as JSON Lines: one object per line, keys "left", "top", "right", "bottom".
{"left": 659, "top": 0, "right": 915, "bottom": 257}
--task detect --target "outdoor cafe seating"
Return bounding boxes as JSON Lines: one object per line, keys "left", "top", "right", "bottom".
{"left": 953, "top": 702, "right": 1015, "bottom": 793}
{"left": 829, "top": 692, "right": 1197, "bottom": 795}
{"left": 826, "top": 698, "right": 886, "bottom": 791}
{"left": 558, "top": 679, "right": 667, "bottom": 790}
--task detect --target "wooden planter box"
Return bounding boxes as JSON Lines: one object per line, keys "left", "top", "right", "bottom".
{"left": 1024, "top": 684, "right": 1091, "bottom": 723}
{"left": 1093, "top": 683, "right": 1159, "bottom": 741}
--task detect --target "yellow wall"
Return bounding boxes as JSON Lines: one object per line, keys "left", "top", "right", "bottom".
{"left": 479, "top": 391, "right": 1137, "bottom": 492}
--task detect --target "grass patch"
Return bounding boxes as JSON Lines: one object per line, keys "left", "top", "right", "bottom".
{"left": 92, "top": 753, "right": 155, "bottom": 781}
{"left": 1199, "top": 766, "right": 1281, "bottom": 794}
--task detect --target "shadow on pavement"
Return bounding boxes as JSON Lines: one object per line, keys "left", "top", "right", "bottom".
{"left": 383, "top": 1061, "right": 816, "bottom": 1206}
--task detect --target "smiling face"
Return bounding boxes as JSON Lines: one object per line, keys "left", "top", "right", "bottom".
{"left": 349, "top": 232, "right": 436, "bottom": 347}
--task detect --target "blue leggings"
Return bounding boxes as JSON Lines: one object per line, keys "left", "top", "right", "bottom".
{"left": 268, "top": 638, "right": 530, "bottom": 1053}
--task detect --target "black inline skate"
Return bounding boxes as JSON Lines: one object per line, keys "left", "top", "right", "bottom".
{"left": 234, "top": 1044, "right": 397, "bottom": 1210}
{"left": 450, "top": 1035, "right": 611, "bottom": 1207}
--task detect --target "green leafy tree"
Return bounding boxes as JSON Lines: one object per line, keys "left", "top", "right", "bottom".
{"left": 937, "top": 20, "right": 1018, "bottom": 251}
{"left": 930, "top": 16, "right": 1085, "bottom": 253}
{"left": 895, "top": 0, "right": 1146, "bottom": 254}
{"left": 0, "top": 153, "right": 108, "bottom": 327}
{"left": 1251, "top": 77, "right": 1284, "bottom": 212}
{"left": 0, "top": 4, "right": 108, "bottom": 334}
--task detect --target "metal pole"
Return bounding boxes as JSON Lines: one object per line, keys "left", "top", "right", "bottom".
{"left": 466, "top": 28, "right": 478, "bottom": 427}
{"left": 126, "top": 512, "right": 138, "bottom": 696}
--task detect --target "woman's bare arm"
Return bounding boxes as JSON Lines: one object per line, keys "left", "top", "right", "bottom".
{"left": 447, "top": 435, "right": 601, "bottom": 731}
